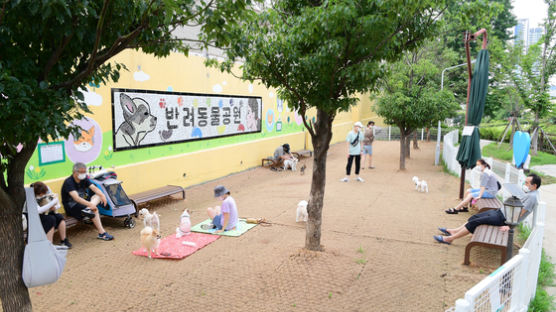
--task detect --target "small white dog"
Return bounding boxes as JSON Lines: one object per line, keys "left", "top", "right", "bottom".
{"left": 296, "top": 200, "right": 308, "bottom": 222}
{"left": 284, "top": 157, "right": 299, "bottom": 171}
{"left": 176, "top": 209, "right": 191, "bottom": 238}
{"left": 412, "top": 176, "right": 429, "bottom": 193}
{"left": 22, "top": 214, "right": 27, "bottom": 231}
{"left": 138, "top": 208, "right": 160, "bottom": 230}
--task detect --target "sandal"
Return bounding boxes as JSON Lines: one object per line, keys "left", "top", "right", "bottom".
{"left": 445, "top": 208, "right": 458, "bottom": 214}
{"left": 438, "top": 227, "right": 451, "bottom": 236}
{"left": 433, "top": 235, "right": 451, "bottom": 245}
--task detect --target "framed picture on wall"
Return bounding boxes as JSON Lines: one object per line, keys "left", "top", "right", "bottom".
{"left": 38, "top": 142, "right": 65, "bottom": 166}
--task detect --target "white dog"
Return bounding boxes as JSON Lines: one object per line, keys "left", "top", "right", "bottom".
{"left": 412, "top": 176, "right": 429, "bottom": 193}
{"left": 138, "top": 208, "right": 160, "bottom": 231}
{"left": 176, "top": 209, "right": 191, "bottom": 238}
{"left": 22, "top": 214, "right": 27, "bottom": 231}
{"left": 284, "top": 157, "right": 299, "bottom": 171}
{"left": 296, "top": 200, "right": 308, "bottom": 222}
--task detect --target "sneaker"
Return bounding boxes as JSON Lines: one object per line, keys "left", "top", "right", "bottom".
{"left": 201, "top": 224, "right": 216, "bottom": 230}
{"left": 356, "top": 177, "right": 365, "bottom": 182}
{"left": 81, "top": 208, "right": 95, "bottom": 219}
{"left": 369, "top": 166, "right": 375, "bottom": 169}
{"left": 60, "top": 239, "right": 72, "bottom": 249}
{"left": 97, "top": 232, "right": 114, "bottom": 241}
{"left": 340, "top": 177, "right": 349, "bottom": 182}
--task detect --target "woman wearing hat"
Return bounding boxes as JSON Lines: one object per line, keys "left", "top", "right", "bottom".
{"left": 341, "top": 122, "right": 365, "bottom": 182}
{"left": 207, "top": 185, "right": 239, "bottom": 233}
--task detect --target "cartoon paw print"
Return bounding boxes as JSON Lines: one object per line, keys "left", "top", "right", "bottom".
{"left": 159, "top": 98, "right": 166, "bottom": 109}
{"left": 177, "top": 97, "right": 184, "bottom": 107}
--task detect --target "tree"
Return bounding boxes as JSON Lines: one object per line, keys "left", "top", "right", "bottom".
{"left": 213, "top": 0, "right": 445, "bottom": 250}
{"left": 0, "top": 1, "right": 249, "bottom": 310}
{"left": 374, "top": 43, "right": 459, "bottom": 170}
{"left": 505, "top": 0, "right": 556, "bottom": 154}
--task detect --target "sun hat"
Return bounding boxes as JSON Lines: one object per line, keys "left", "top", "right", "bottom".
{"left": 354, "top": 121, "right": 363, "bottom": 128}
{"left": 214, "top": 185, "right": 230, "bottom": 197}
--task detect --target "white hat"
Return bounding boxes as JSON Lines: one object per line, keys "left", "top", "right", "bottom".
{"left": 354, "top": 121, "right": 363, "bottom": 128}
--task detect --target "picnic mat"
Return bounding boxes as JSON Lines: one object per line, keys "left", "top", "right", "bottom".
{"left": 191, "top": 219, "right": 257, "bottom": 237}
{"left": 132, "top": 232, "right": 219, "bottom": 259}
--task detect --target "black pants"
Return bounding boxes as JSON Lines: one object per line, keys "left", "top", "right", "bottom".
{"left": 346, "top": 155, "right": 361, "bottom": 175}
{"left": 465, "top": 209, "right": 506, "bottom": 233}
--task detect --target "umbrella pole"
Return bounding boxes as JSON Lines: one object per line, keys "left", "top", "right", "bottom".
{"left": 458, "top": 29, "right": 488, "bottom": 199}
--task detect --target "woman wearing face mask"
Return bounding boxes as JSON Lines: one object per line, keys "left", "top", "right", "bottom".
{"left": 206, "top": 185, "right": 238, "bottom": 233}
{"left": 445, "top": 159, "right": 499, "bottom": 214}
{"left": 29, "top": 182, "right": 72, "bottom": 248}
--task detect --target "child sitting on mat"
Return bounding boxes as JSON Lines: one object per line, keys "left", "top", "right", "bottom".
{"left": 207, "top": 185, "right": 238, "bottom": 233}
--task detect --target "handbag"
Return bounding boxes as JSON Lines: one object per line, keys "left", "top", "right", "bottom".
{"left": 22, "top": 187, "right": 68, "bottom": 288}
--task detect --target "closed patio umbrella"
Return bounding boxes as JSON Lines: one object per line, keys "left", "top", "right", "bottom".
{"left": 456, "top": 29, "right": 489, "bottom": 198}
{"left": 456, "top": 48, "right": 489, "bottom": 168}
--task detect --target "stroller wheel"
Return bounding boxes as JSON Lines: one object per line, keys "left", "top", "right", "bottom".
{"left": 124, "top": 217, "right": 136, "bottom": 229}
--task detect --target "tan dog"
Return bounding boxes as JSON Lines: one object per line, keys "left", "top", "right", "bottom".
{"left": 140, "top": 226, "right": 160, "bottom": 259}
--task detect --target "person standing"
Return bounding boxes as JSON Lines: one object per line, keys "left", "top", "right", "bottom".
{"left": 362, "top": 121, "right": 375, "bottom": 169}
{"left": 341, "top": 122, "right": 364, "bottom": 182}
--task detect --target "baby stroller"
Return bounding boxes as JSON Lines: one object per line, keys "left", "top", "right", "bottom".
{"left": 89, "top": 170, "right": 137, "bottom": 228}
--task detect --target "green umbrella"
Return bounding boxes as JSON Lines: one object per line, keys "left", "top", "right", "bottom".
{"left": 456, "top": 49, "right": 490, "bottom": 168}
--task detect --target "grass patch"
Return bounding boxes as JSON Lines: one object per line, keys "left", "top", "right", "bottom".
{"left": 482, "top": 142, "right": 556, "bottom": 167}
{"left": 517, "top": 223, "right": 532, "bottom": 245}
{"left": 441, "top": 158, "right": 459, "bottom": 178}
{"left": 355, "top": 258, "right": 368, "bottom": 265}
{"left": 357, "top": 246, "right": 364, "bottom": 254}
{"left": 529, "top": 170, "right": 556, "bottom": 186}
{"left": 529, "top": 251, "right": 556, "bottom": 311}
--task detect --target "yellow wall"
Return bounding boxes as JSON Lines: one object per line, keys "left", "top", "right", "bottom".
{"left": 42, "top": 50, "right": 378, "bottom": 204}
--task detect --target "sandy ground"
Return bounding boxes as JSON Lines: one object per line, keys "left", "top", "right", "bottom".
{"left": 8, "top": 141, "right": 507, "bottom": 312}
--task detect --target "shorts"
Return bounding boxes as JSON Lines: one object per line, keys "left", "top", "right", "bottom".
{"left": 212, "top": 214, "right": 223, "bottom": 230}
{"left": 64, "top": 202, "right": 88, "bottom": 220}
{"left": 470, "top": 188, "right": 494, "bottom": 199}
{"left": 465, "top": 209, "right": 505, "bottom": 233}
{"left": 363, "top": 145, "right": 373, "bottom": 155}
{"left": 40, "top": 212, "right": 64, "bottom": 233}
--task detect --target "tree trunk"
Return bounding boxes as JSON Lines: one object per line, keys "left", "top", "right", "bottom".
{"left": 399, "top": 133, "right": 406, "bottom": 170}
{"left": 405, "top": 132, "right": 411, "bottom": 159}
{"left": 426, "top": 128, "right": 431, "bottom": 142}
{"left": 532, "top": 113, "right": 539, "bottom": 156}
{"left": 305, "top": 109, "right": 334, "bottom": 251}
{"left": 413, "top": 131, "right": 419, "bottom": 149}
{"left": 0, "top": 141, "right": 38, "bottom": 312}
{"left": 509, "top": 119, "right": 516, "bottom": 148}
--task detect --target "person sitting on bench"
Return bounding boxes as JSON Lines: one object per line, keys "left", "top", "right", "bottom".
{"left": 434, "top": 174, "right": 540, "bottom": 245}
{"left": 445, "top": 159, "right": 500, "bottom": 214}
{"left": 274, "top": 143, "right": 294, "bottom": 162}
{"left": 29, "top": 182, "right": 72, "bottom": 248}
{"left": 61, "top": 162, "right": 114, "bottom": 241}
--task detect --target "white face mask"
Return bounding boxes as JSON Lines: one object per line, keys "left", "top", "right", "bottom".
{"left": 522, "top": 184, "right": 530, "bottom": 193}
{"left": 474, "top": 166, "right": 482, "bottom": 172}
{"left": 77, "top": 173, "right": 87, "bottom": 180}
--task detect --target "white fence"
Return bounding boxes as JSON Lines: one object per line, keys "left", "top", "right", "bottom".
{"left": 443, "top": 130, "right": 546, "bottom": 311}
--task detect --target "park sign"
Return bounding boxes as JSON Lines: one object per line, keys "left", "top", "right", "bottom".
{"left": 111, "top": 88, "right": 262, "bottom": 151}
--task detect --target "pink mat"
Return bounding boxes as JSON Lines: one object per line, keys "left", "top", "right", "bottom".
{"left": 132, "top": 232, "right": 220, "bottom": 259}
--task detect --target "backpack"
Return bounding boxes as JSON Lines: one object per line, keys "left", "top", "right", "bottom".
{"left": 497, "top": 181, "right": 502, "bottom": 191}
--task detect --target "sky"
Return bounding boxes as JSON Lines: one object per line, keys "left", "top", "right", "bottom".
{"left": 512, "top": 0, "right": 548, "bottom": 28}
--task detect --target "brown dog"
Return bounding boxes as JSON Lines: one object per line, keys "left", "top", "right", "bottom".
{"left": 140, "top": 226, "right": 160, "bottom": 259}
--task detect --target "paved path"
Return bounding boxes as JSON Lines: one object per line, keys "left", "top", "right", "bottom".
{"left": 539, "top": 184, "right": 556, "bottom": 297}
{"left": 532, "top": 164, "right": 556, "bottom": 178}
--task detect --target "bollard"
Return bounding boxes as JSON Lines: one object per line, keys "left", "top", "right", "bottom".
{"left": 388, "top": 126, "right": 391, "bottom": 141}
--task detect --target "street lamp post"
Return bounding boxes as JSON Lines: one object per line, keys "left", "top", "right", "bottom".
{"left": 435, "top": 60, "right": 475, "bottom": 166}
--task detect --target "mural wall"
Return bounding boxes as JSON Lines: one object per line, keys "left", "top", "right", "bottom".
{"left": 112, "top": 89, "right": 262, "bottom": 151}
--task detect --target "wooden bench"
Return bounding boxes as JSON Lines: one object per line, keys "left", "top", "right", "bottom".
{"left": 292, "top": 150, "right": 312, "bottom": 159}
{"left": 464, "top": 225, "right": 508, "bottom": 266}
{"left": 475, "top": 198, "right": 503, "bottom": 213}
{"left": 128, "top": 185, "right": 185, "bottom": 209}
{"left": 261, "top": 157, "right": 284, "bottom": 169}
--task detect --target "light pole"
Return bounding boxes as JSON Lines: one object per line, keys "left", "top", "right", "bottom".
{"left": 435, "top": 60, "right": 476, "bottom": 166}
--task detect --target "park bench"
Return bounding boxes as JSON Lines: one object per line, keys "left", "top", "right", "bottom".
{"left": 292, "top": 150, "right": 312, "bottom": 159}
{"left": 474, "top": 197, "right": 503, "bottom": 213}
{"left": 128, "top": 185, "right": 186, "bottom": 209}
{"left": 464, "top": 224, "right": 508, "bottom": 266}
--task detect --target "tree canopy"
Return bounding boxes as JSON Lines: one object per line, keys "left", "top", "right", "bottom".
{"left": 214, "top": 0, "right": 446, "bottom": 250}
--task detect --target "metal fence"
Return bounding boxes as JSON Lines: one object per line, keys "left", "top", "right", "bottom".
{"left": 443, "top": 130, "right": 546, "bottom": 312}
{"left": 373, "top": 126, "right": 443, "bottom": 142}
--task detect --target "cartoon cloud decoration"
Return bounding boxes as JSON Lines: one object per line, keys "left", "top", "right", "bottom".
{"left": 78, "top": 86, "right": 102, "bottom": 106}
{"left": 212, "top": 84, "right": 223, "bottom": 93}
{"left": 133, "top": 66, "right": 150, "bottom": 82}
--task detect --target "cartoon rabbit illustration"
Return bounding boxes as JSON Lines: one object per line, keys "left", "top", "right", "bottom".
{"left": 115, "top": 93, "right": 157, "bottom": 148}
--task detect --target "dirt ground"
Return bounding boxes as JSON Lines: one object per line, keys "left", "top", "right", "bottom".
{"left": 19, "top": 141, "right": 506, "bottom": 311}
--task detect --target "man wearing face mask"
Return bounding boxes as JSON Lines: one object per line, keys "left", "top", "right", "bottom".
{"left": 434, "top": 174, "right": 541, "bottom": 245}
{"left": 61, "top": 162, "right": 114, "bottom": 241}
